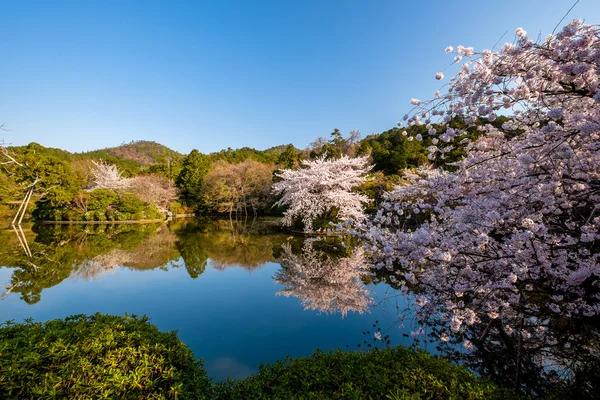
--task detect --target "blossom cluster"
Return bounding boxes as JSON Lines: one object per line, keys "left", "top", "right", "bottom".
{"left": 90, "top": 160, "right": 133, "bottom": 190}
{"left": 359, "top": 20, "right": 600, "bottom": 363}
{"left": 272, "top": 155, "right": 372, "bottom": 232}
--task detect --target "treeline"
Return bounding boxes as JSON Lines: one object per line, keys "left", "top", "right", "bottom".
{"left": 0, "top": 117, "right": 503, "bottom": 221}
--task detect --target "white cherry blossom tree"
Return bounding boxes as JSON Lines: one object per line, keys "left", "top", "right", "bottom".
{"left": 272, "top": 155, "right": 371, "bottom": 233}
{"left": 89, "top": 160, "right": 133, "bottom": 190}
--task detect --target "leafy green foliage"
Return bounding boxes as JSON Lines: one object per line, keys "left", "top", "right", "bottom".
{"left": 0, "top": 314, "right": 211, "bottom": 399}
{"left": 215, "top": 347, "right": 517, "bottom": 399}
{"left": 357, "top": 128, "right": 429, "bottom": 174}
{"left": 33, "top": 188, "right": 162, "bottom": 222}
{"left": 88, "top": 188, "right": 119, "bottom": 210}
{"left": 209, "top": 146, "right": 281, "bottom": 164}
{"left": 277, "top": 144, "right": 301, "bottom": 169}
{"left": 118, "top": 192, "right": 145, "bottom": 214}
{"left": 0, "top": 312, "right": 523, "bottom": 399}
{"left": 355, "top": 171, "right": 402, "bottom": 210}
{"left": 357, "top": 117, "right": 508, "bottom": 175}
{"left": 176, "top": 149, "right": 212, "bottom": 210}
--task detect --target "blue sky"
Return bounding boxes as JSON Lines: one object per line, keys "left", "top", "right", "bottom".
{"left": 1, "top": 0, "right": 599, "bottom": 154}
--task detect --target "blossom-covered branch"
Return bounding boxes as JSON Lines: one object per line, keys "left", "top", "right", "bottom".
{"left": 358, "top": 19, "right": 600, "bottom": 387}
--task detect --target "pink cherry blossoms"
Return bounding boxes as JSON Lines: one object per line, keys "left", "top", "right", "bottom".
{"left": 272, "top": 155, "right": 371, "bottom": 233}
{"left": 359, "top": 19, "right": 600, "bottom": 372}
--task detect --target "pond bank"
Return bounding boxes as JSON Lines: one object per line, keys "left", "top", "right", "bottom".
{"left": 35, "top": 219, "right": 165, "bottom": 224}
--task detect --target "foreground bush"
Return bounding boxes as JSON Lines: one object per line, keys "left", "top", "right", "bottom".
{"left": 0, "top": 314, "right": 519, "bottom": 399}
{"left": 216, "top": 347, "right": 516, "bottom": 400}
{"left": 0, "top": 314, "right": 211, "bottom": 399}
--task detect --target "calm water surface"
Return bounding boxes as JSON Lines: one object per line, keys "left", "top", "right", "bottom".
{"left": 0, "top": 218, "right": 409, "bottom": 381}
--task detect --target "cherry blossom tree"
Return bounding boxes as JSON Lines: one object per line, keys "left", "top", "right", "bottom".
{"left": 272, "top": 155, "right": 371, "bottom": 233}
{"left": 90, "top": 160, "right": 132, "bottom": 190}
{"left": 274, "top": 241, "right": 373, "bottom": 317}
{"left": 358, "top": 20, "right": 600, "bottom": 391}
{"left": 132, "top": 174, "right": 179, "bottom": 209}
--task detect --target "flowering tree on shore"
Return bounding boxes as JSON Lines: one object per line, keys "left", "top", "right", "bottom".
{"left": 359, "top": 20, "right": 600, "bottom": 391}
{"left": 90, "top": 160, "right": 132, "bottom": 190}
{"left": 272, "top": 155, "right": 371, "bottom": 233}
{"left": 132, "top": 174, "right": 178, "bottom": 209}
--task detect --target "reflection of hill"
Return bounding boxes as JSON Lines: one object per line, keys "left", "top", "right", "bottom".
{"left": 274, "top": 241, "right": 373, "bottom": 317}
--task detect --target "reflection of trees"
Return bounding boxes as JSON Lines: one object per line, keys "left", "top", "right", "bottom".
{"left": 1, "top": 218, "right": 293, "bottom": 304}
{"left": 174, "top": 219, "right": 289, "bottom": 273}
{"left": 274, "top": 241, "right": 373, "bottom": 317}
{"left": 71, "top": 225, "right": 180, "bottom": 279}
{"left": 1, "top": 224, "right": 164, "bottom": 303}
{"left": 175, "top": 225, "right": 208, "bottom": 279}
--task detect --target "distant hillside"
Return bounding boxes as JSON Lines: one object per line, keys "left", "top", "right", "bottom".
{"left": 208, "top": 144, "right": 300, "bottom": 164}
{"left": 80, "top": 140, "right": 183, "bottom": 166}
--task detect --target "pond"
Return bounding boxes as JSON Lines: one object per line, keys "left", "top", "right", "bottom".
{"left": 0, "top": 218, "right": 413, "bottom": 381}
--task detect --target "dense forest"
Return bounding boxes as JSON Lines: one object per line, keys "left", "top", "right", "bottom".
{"left": 0, "top": 116, "right": 503, "bottom": 222}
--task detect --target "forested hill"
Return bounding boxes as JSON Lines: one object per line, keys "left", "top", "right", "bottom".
{"left": 80, "top": 141, "right": 183, "bottom": 167}
{"left": 6, "top": 115, "right": 501, "bottom": 180}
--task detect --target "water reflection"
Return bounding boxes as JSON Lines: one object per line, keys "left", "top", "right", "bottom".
{"left": 0, "top": 219, "right": 302, "bottom": 303}
{"left": 274, "top": 241, "right": 373, "bottom": 317}
{"left": 1, "top": 219, "right": 597, "bottom": 394}
{"left": 173, "top": 219, "right": 288, "bottom": 273}
{"left": 0, "top": 223, "right": 163, "bottom": 303}
{"left": 0, "top": 218, "right": 400, "bottom": 384}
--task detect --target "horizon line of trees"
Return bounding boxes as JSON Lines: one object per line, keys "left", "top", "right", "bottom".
{"left": 0, "top": 118, "right": 485, "bottom": 222}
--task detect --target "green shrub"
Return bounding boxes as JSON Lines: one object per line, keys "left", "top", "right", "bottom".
{"left": 87, "top": 188, "right": 119, "bottom": 211}
{"left": 216, "top": 347, "right": 517, "bottom": 400}
{"left": 144, "top": 204, "right": 164, "bottom": 220}
{"left": 63, "top": 209, "right": 84, "bottom": 221}
{"left": 0, "top": 314, "right": 212, "bottom": 399}
{"left": 169, "top": 201, "right": 183, "bottom": 214}
{"left": 94, "top": 209, "right": 107, "bottom": 221}
{"left": 118, "top": 192, "right": 146, "bottom": 214}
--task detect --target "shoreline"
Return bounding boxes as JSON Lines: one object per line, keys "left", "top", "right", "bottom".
{"left": 35, "top": 219, "right": 165, "bottom": 225}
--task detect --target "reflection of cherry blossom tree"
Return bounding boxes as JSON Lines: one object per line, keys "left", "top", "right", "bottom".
{"left": 71, "top": 225, "right": 179, "bottom": 280}
{"left": 274, "top": 241, "right": 373, "bottom": 317}
{"left": 358, "top": 20, "right": 600, "bottom": 392}
{"left": 272, "top": 156, "right": 371, "bottom": 233}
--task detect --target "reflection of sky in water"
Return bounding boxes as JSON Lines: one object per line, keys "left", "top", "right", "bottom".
{"left": 0, "top": 258, "right": 414, "bottom": 381}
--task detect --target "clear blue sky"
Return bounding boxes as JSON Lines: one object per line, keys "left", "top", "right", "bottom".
{"left": 1, "top": 0, "right": 598, "bottom": 154}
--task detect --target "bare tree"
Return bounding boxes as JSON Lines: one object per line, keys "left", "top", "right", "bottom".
{"left": 203, "top": 160, "right": 274, "bottom": 217}
{"left": 132, "top": 174, "right": 179, "bottom": 210}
